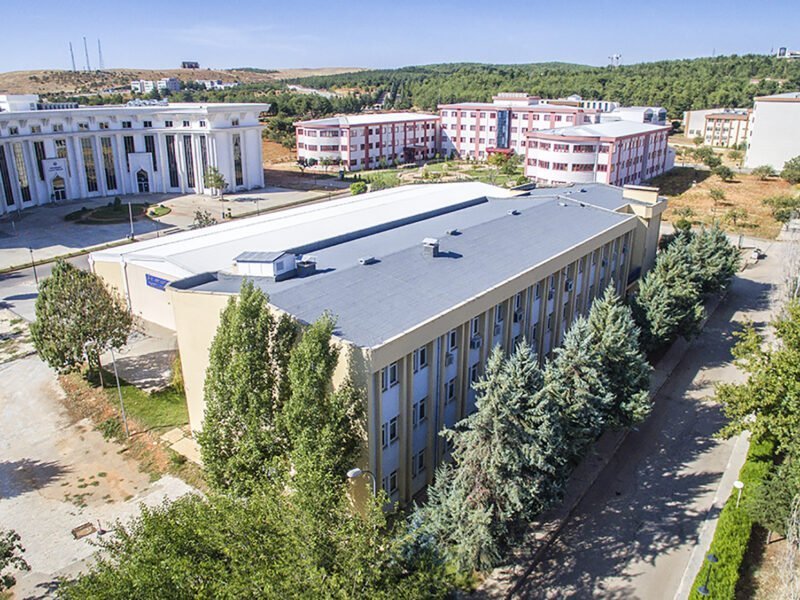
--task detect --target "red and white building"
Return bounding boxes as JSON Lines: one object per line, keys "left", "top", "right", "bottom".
{"left": 294, "top": 112, "right": 439, "bottom": 171}
{"left": 525, "top": 121, "right": 674, "bottom": 187}
{"left": 437, "top": 93, "right": 601, "bottom": 160}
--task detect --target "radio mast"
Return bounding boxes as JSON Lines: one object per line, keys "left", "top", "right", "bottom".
{"left": 97, "top": 39, "right": 104, "bottom": 70}
{"left": 69, "top": 42, "right": 77, "bottom": 72}
{"left": 83, "top": 36, "right": 91, "bottom": 71}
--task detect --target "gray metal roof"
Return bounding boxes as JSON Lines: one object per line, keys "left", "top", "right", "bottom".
{"left": 235, "top": 251, "right": 287, "bottom": 263}
{"left": 182, "top": 183, "right": 638, "bottom": 348}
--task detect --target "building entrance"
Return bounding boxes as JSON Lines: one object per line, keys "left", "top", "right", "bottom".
{"left": 52, "top": 176, "right": 66, "bottom": 201}
{"left": 136, "top": 169, "right": 150, "bottom": 193}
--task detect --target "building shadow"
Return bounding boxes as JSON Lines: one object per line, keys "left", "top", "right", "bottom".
{"left": 0, "top": 459, "right": 70, "bottom": 500}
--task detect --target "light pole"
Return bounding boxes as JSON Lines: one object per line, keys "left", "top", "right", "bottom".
{"left": 346, "top": 467, "right": 377, "bottom": 496}
{"left": 734, "top": 480, "right": 744, "bottom": 508}
{"left": 28, "top": 247, "right": 38, "bottom": 287}
{"left": 697, "top": 553, "right": 719, "bottom": 596}
{"left": 109, "top": 347, "right": 130, "bottom": 438}
{"left": 127, "top": 202, "right": 134, "bottom": 240}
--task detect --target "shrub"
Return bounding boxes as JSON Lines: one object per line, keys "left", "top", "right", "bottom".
{"left": 751, "top": 165, "right": 776, "bottom": 180}
{"left": 713, "top": 165, "right": 734, "bottom": 182}
{"left": 170, "top": 354, "right": 184, "bottom": 393}
{"left": 350, "top": 181, "right": 367, "bottom": 196}
{"left": 781, "top": 155, "right": 800, "bottom": 184}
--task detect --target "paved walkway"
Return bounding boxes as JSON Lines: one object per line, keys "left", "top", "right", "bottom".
{"left": 506, "top": 240, "right": 786, "bottom": 599}
{"left": 0, "top": 356, "right": 195, "bottom": 599}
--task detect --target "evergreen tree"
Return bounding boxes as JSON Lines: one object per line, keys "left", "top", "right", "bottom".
{"left": 542, "top": 318, "right": 614, "bottom": 462}
{"left": 687, "top": 226, "right": 741, "bottom": 296}
{"left": 633, "top": 242, "right": 705, "bottom": 352}
{"left": 419, "top": 343, "right": 566, "bottom": 571}
{"left": 587, "top": 286, "right": 652, "bottom": 427}
{"left": 30, "top": 260, "right": 132, "bottom": 376}
{"left": 198, "top": 280, "right": 297, "bottom": 495}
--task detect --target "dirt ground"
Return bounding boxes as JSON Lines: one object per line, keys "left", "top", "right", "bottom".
{"left": 738, "top": 527, "right": 792, "bottom": 599}
{"left": 651, "top": 167, "right": 796, "bottom": 239}
{"left": 262, "top": 138, "right": 295, "bottom": 164}
{"left": 0, "top": 67, "right": 364, "bottom": 96}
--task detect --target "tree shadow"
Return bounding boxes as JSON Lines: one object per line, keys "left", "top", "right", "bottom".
{"left": 0, "top": 459, "right": 70, "bottom": 500}
{"left": 113, "top": 349, "right": 176, "bottom": 391}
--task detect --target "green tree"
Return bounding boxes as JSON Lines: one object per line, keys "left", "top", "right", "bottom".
{"left": 725, "top": 207, "right": 748, "bottom": 226}
{"left": 763, "top": 194, "right": 800, "bottom": 225}
{"left": 419, "top": 343, "right": 566, "bottom": 571}
{"left": 633, "top": 242, "right": 705, "bottom": 351}
{"left": 197, "top": 280, "right": 297, "bottom": 495}
{"left": 704, "top": 153, "right": 723, "bottom": 170}
{"left": 713, "top": 165, "right": 735, "bottom": 182}
{"left": 747, "top": 458, "right": 800, "bottom": 537}
{"left": 30, "top": 260, "right": 132, "bottom": 377}
{"left": 203, "top": 166, "right": 228, "bottom": 200}
{"left": 587, "top": 286, "right": 652, "bottom": 427}
{"left": 191, "top": 209, "right": 217, "bottom": 229}
{"left": 781, "top": 155, "right": 800, "bottom": 184}
{"left": 687, "top": 226, "right": 741, "bottom": 295}
{"left": 0, "top": 529, "right": 29, "bottom": 591}
{"left": 752, "top": 165, "right": 777, "bottom": 180}
{"left": 543, "top": 318, "right": 614, "bottom": 462}
{"left": 727, "top": 149, "right": 743, "bottom": 166}
{"left": 693, "top": 136, "right": 704, "bottom": 146}
{"left": 350, "top": 180, "right": 367, "bottom": 195}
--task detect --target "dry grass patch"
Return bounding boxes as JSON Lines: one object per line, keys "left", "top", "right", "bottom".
{"left": 652, "top": 167, "right": 796, "bottom": 239}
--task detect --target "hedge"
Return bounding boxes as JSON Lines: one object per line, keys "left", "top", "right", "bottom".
{"left": 689, "top": 437, "right": 775, "bottom": 599}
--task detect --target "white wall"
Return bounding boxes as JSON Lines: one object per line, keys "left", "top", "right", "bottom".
{"left": 745, "top": 100, "right": 800, "bottom": 169}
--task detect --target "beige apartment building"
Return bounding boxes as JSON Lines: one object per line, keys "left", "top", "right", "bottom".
{"left": 91, "top": 181, "right": 665, "bottom": 504}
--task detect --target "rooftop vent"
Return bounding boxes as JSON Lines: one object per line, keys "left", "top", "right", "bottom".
{"left": 359, "top": 256, "right": 378, "bottom": 266}
{"left": 446, "top": 228, "right": 460, "bottom": 236}
{"left": 507, "top": 209, "right": 520, "bottom": 216}
{"left": 422, "top": 237, "right": 440, "bottom": 258}
{"left": 297, "top": 256, "right": 317, "bottom": 277}
{"left": 558, "top": 201, "right": 568, "bottom": 207}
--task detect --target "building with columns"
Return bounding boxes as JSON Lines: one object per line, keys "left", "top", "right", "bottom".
{"left": 92, "top": 181, "right": 666, "bottom": 504}
{"left": 0, "top": 96, "right": 268, "bottom": 216}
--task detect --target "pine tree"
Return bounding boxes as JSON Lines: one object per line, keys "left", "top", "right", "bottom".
{"left": 633, "top": 242, "right": 705, "bottom": 352}
{"left": 687, "top": 226, "right": 741, "bottom": 296}
{"left": 587, "top": 286, "right": 652, "bottom": 427}
{"left": 198, "top": 280, "right": 297, "bottom": 495}
{"left": 419, "top": 343, "right": 566, "bottom": 571}
{"left": 543, "top": 318, "right": 614, "bottom": 463}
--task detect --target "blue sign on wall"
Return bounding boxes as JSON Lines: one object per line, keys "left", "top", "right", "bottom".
{"left": 145, "top": 274, "right": 170, "bottom": 291}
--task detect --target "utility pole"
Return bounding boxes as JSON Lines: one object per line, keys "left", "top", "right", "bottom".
{"left": 69, "top": 42, "right": 77, "bottom": 72}
{"left": 83, "top": 36, "right": 91, "bottom": 71}
{"left": 97, "top": 39, "right": 104, "bottom": 70}
{"left": 127, "top": 202, "right": 134, "bottom": 239}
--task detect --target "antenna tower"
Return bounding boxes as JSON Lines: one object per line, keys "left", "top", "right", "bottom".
{"left": 83, "top": 36, "right": 91, "bottom": 71}
{"left": 97, "top": 38, "right": 104, "bottom": 70}
{"left": 69, "top": 42, "right": 77, "bottom": 72}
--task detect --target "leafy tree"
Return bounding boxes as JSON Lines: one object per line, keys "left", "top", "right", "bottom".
{"left": 633, "top": 242, "right": 705, "bottom": 351}
{"left": 747, "top": 458, "right": 800, "bottom": 537}
{"left": 693, "top": 136, "right": 704, "bottom": 146}
{"left": 752, "top": 165, "right": 777, "bottom": 180}
{"left": 419, "top": 343, "right": 566, "bottom": 571}
{"left": 197, "top": 280, "right": 297, "bottom": 495}
{"left": 0, "top": 529, "right": 29, "bottom": 591}
{"left": 704, "top": 153, "right": 723, "bottom": 170}
{"left": 203, "top": 166, "right": 228, "bottom": 200}
{"left": 687, "top": 226, "right": 741, "bottom": 295}
{"left": 781, "top": 155, "right": 800, "bottom": 184}
{"left": 725, "top": 207, "right": 748, "bottom": 226}
{"left": 350, "top": 180, "right": 367, "bottom": 195}
{"left": 713, "top": 165, "right": 734, "bottom": 182}
{"left": 191, "top": 209, "right": 217, "bottom": 229}
{"left": 587, "top": 286, "right": 652, "bottom": 427}
{"left": 542, "top": 318, "right": 613, "bottom": 461}
{"left": 763, "top": 194, "right": 800, "bottom": 225}
{"left": 727, "top": 149, "right": 743, "bottom": 166}
{"left": 30, "top": 260, "right": 132, "bottom": 376}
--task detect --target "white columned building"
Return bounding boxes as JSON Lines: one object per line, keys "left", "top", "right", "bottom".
{"left": 0, "top": 96, "right": 268, "bottom": 216}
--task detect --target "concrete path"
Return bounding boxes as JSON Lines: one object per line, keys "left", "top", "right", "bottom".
{"left": 510, "top": 240, "right": 786, "bottom": 599}
{"left": 0, "top": 356, "right": 195, "bottom": 599}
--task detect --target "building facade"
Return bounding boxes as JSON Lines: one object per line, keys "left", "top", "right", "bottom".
{"left": 92, "top": 181, "right": 666, "bottom": 504}
{"left": 438, "top": 93, "right": 601, "bottom": 160}
{"left": 294, "top": 112, "right": 439, "bottom": 171}
{"left": 744, "top": 92, "right": 800, "bottom": 170}
{"left": 683, "top": 108, "right": 750, "bottom": 147}
{"left": 0, "top": 96, "right": 267, "bottom": 215}
{"left": 130, "top": 78, "right": 182, "bottom": 94}
{"left": 525, "top": 121, "right": 674, "bottom": 187}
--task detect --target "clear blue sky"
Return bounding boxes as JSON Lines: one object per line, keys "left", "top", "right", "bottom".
{"left": 2, "top": 0, "right": 798, "bottom": 72}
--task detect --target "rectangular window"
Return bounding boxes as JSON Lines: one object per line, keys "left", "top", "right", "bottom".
{"left": 52, "top": 123, "right": 64, "bottom": 133}
{"left": 381, "top": 423, "right": 387, "bottom": 448}
{"left": 183, "top": 135, "right": 195, "bottom": 188}
{"left": 447, "top": 329, "right": 457, "bottom": 352}
{"left": 143, "top": 120, "right": 152, "bottom": 128}
{"left": 232, "top": 133, "right": 243, "bottom": 187}
{"left": 413, "top": 397, "right": 427, "bottom": 427}
{"left": 123, "top": 136, "right": 135, "bottom": 172}
{"left": 495, "top": 303, "right": 505, "bottom": 324}
{"left": 231, "top": 118, "right": 239, "bottom": 127}
{"left": 33, "top": 141, "right": 46, "bottom": 180}
{"left": 11, "top": 144, "right": 30, "bottom": 201}
{"left": 100, "top": 137, "right": 117, "bottom": 191}
{"left": 412, "top": 449, "right": 426, "bottom": 478}
{"left": 383, "top": 470, "right": 398, "bottom": 495}
{"left": 388, "top": 416, "right": 398, "bottom": 444}
{"left": 30, "top": 125, "right": 41, "bottom": 134}
{"left": 99, "top": 122, "right": 109, "bottom": 130}
{"left": 183, "top": 120, "right": 190, "bottom": 128}
{"left": 199, "top": 135, "right": 208, "bottom": 179}
{"left": 471, "top": 317, "right": 480, "bottom": 337}
{"left": 54, "top": 139, "right": 70, "bottom": 175}
{"left": 445, "top": 378, "right": 456, "bottom": 404}
{"left": 144, "top": 135, "right": 157, "bottom": 171}
{"left": 470, "top": 364, "right": 479, "bottom": 384}
{"left": 78, "top": 123, "right": 89, "bottom": 131}
{"left": 80, "top": 138, "right": 98, "bottom": 193}
{"left": 166, "top": 135, "right": 179, "bottom": 188}
{"left": 413, "top": 346, "right": 428, "bottom": 372}
{"left": 121, "top": 121, "right": 132, "bottom": 129}
{"left": 0, "top": 147, "right": 15, "bottom": 206}
{"left": 535, "top": 283, "right": 541, "bottom": 299}
{"left": 164, "top": 121, "right": 173, "bottom": 128}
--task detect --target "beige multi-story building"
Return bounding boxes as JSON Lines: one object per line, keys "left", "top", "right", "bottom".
{"left": 91, "top": 181, "right": 666, "bottom": 504}
{"left": 683, "top": 108, "right": 750, "bottom": 148}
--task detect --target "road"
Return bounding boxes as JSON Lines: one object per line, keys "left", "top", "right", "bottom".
{"left": 513, "top": 240, "right": 786, "bottom": 599}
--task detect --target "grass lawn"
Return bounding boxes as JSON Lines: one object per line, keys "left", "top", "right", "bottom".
{"left": 649, "top": 167, "right": 797, "bottom": 240}
{"left": 104, "top": 377, "right": 188, "bottom": 433}
{"left": 148, "top": 205, "right": 171, "bottom": 217}
{"left": 85, "top": 203, "right": 148, "bottom": 223}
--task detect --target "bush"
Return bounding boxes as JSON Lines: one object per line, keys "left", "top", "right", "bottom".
{"left": 350, "top": 181, "right": 367, "bottom": 196}
{"left": 751, "top": 165, "right": 776, "bottom": 180}
{"left": 689, "top": 438, "right": 775, "bottom": 599}
{"left": 170, "top": 354, "right": 184, "bottom": 393}
{"left": 713, "top": 165, "right": 734, "bottom": 182}
{"left": 781, "top": 155, "right": 800, "bottom": 184}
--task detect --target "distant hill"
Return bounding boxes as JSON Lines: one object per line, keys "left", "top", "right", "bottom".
{"left": 0, "top": 67, "right": 366, "bottom": 97}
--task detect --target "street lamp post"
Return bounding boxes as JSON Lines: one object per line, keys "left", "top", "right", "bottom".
{"left": 734, "top": 480, "right": 745, "bottom": 508}
{"left": 127, "top": 202, "right": 134, "bottom": 240}
{"left": 697, "top": 553, "right": 719, "bottom": 596}
{"left": 28, "top": 247, "right": 38, "bottom": 287}
{"left": 109, "top": 347, "right": 130, "bottom": 438}
{"left": 346, "top": 467, "right": 377, "bottom": 496}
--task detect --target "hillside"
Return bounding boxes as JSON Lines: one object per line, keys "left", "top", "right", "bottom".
{"left": 0, "top": 67, "right": 365, "bottom": 96}
{"left": 288, "top": 56, "right": 800, "bottom": 117}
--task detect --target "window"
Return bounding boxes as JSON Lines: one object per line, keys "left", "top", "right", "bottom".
{"left": 123, "top": 136, "right": 135, "bottom": 171}
{"left": 495, "top": 303, "right": 504, "bottom": 324}
{"left": 471, "top": 317, "right": 480, "bottom": 337}
{"left": 145, "top": 135, "right": 158, "bottom": 171}
{"left": 413, "top": 397, "right": 427, "bottom": 427}
{"left": 381, "top": 362, "right": 399, "bottom": 391}
{"left": 199, "top": 135, "right": 208, "bottom": 178}
{"left": 30, "top": 125, "right": 41, "bottom": 134}
{"left": 100, "top": 137, "right": 117, "bottom": 190}
{"left": 470, "top": 364, "right": 479, "bottom": 384}
{"left": 413, "top": 346, "right": 428, "bottom": 372}
{"left": 0, "top": 147, "right": 14, "bottom": 206}
{"left": 183, "top": 120, "right": 190, "bottom": 128}
{"left": 78, "top": 123, "right": 89, "bottom": 131}
{"left": 183, "top": 135, "right": 195, "bottom": 188}
{"left": 445, "top": 378, "right": 456, "bottom": 404}
{"left": 164, "top": 120, "right": 173, "bottom": 128}
{"left": 54, "top": 139, "right": 70, "bottom": 175}
{"left": 383, "top": 470, "right": 398, "bottom": 495}
{"left": 79, "top": 138, "right": 97, "bottom": 193}
{"left": 143, "top": 120, "right": 153, "bottom": 128}
{"left": 535, "top": 283, "right": 541, "bottom": 299}
{"left": 121, "top": 121, "right": 132, "bottom": 129}
{"left": 33, "top": 141, "right": 46, "bottom": 180}
{"left": 12, "top": 143, "right": 31, "bottom": 201}
{"left": 99, "top": 122, "right": 109, "bottom": 130}
{"left": 547, "top": 312, "right": 553, "bottom": 331}
{"left": 381, "top": 416, "right": 399, "bottom": 448}
{"left": 232, "top": 133, "right": 243, "bottom": 186}
{"left": 52, "top": 123, "right": 64, "bottom": 133}
{"left": 199, "top": 120, "right": 206, "bottom": 128}
{"left": 165, "top": 135, "right": 179, "bottom": 188}
{"left": 411, "top": 449, "right": 426, "bottom": 478}
{"left": 447, "top": 329, "right": 457, "bottom": 352}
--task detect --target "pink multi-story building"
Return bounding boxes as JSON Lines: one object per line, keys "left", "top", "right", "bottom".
{"left": 294, "top": 112, "right": 439, "bottom": 171}
{"left": 437, "top": 93, "right": 601, "bottom": 160}
{"left": 525, "top": 121, "right": 674, "bottom": 187}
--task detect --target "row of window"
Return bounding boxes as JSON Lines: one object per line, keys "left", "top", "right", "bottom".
{"left": 2, "top": 119, "right": 218, "bottom": 137}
